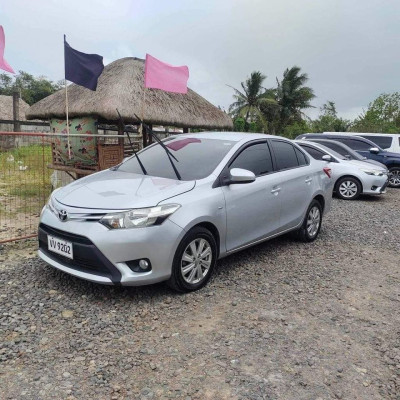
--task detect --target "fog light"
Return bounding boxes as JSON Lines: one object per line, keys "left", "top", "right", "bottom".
{"left": 126, "top": 258, "right": 152, "bottom": 273}
{"left": 371, "top": 186, "right": 377, "bottom": 191}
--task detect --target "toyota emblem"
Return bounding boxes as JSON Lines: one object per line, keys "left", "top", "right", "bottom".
{"left": 58, "top": 209, "right": 68, "bottom": 222}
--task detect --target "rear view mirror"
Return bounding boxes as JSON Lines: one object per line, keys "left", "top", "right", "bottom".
{"left": 322, "top": 155, "right": 333, "bottom": 162}
{"left": 369, "top": 147, "right": 379, "bottom": 154}
{"left": 229, "top": 168, "right": 256, "bottom": 184}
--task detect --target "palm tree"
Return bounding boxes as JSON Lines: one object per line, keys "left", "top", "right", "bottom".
{"left": 228, "top": 71, "right": 268, "bottom": 128}
{"left": 275, "top": 66, "right": 315, "bottom": 133}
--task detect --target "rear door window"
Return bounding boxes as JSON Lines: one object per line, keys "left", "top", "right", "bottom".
{"left": 271, "top": 140, "right": 300, "bottom": 170}
{"left": 360, "top": 135, "right": 393, "bottom": 149}
{"left": 294, "top": 147, "right": 308, "bottom": 165}
{"left": 298, "top": 145, "right": 327, "bottom": 160}
{"left": 230, "top": 142, "right": 273, "bottom": 176}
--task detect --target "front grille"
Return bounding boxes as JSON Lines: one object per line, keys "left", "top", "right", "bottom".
{"left": 38, "top": 223, "right": 121, "bottom": 282}
{"left": 39, "top": 223, "right": 92, "bottom": 245}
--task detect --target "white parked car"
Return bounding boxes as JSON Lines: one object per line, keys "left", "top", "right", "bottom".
{"left": 295, "top": 140, "right": 389, "bottom": 200}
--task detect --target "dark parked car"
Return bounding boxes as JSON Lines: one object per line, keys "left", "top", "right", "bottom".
{"left": 296, "top": 134, "right": 400, "bottom": 187}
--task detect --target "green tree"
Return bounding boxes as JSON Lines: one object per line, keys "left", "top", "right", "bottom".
{"left": 0, "top": 71, "right": 62, "bottom": 105}
{"left": 282, "top": 120, "right": 312, "bottom": 139}
{"left": 233, "top": 117, "right": 245, "bottom": 132}
{"left": 351, "top": 92, "right": 400, "bottom": 133}
{"left": 275, "top": 66, "right": 315, "bottom": 133}
{"left": 228, "top": 71, "right": 269, "bottom": 131}
{"left": 311, "top": 101, "right": 350, "bottom": 132}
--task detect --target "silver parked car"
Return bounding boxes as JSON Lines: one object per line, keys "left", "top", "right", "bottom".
{"left": 295, "top": 140, "right": 388, "bottom": 200}
{"left": 38, "top": 133, "right": 333, "bottom": 292}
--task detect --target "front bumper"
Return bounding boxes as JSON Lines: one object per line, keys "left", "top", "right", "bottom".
{"left": 38, "top": 206, "right": 185, "bottom": 286}
{"left": 362, "top": 175, "right": 389, "bottom": 195}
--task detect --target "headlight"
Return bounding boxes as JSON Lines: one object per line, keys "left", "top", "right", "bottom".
{"left": 99, "top": 204, "right": 180, "bottom": 229}
{"left": 359, "top": 169, "right": 384, "bottom": 176}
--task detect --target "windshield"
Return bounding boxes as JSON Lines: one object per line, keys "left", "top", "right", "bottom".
{"left": 118, "top": 137, "right": 235, "bottom": 180}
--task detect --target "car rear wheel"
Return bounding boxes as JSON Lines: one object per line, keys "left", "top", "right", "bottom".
{"left": 388, "top": 167, "right": 400, "bottom": 188}
{"left": 297, "top": 200, "right": 322, "bottom": 242}
{"left": 167, "top": 227, "right": 217, "bottom": 292}
{"left": 335, "top": 177, "right": 361, "bottom": 200}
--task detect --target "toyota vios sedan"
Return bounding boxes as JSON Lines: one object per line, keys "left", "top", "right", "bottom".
{"left": 38, "top": 133, "right": 333, "bottom": 292}
{"left": 296, "top": 140, "right": 388, "bottom": 200}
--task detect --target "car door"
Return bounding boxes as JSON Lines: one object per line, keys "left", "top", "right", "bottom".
{"left": 270, "top": 140, "right": 314, "bottom": 231}
{"left": 221, "top": 141, "right": 282, "bottom": 252}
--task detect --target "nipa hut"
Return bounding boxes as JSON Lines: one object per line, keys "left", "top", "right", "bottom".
{"left": 26, "top": 57, "right": 233, "bottom": 176}
{"left": 0, "top": 94, "right": 29, "bottom": 123}
{"left": 26, "top": 57, "right": 232, "bottom": 130}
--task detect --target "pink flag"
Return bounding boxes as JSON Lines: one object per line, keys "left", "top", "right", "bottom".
{"left": 0, "top": 26, "right": 15, "bottom": 74}
{"left": 144, "top": 54, "right": 189, "bottom": 94}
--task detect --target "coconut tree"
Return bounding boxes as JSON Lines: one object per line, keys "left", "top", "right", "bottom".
{"left": 274, "top": 66, "right": 315, "bottom": 133}
{"left": 228, "top": 71, "right": 268, "bottom": 130}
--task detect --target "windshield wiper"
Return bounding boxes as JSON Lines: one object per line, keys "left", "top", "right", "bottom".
{"left": 115, "top": 109, "right": 147, "bottom": 175}
{"left": 134, "top": 113, "right": 181, "bottom": 180}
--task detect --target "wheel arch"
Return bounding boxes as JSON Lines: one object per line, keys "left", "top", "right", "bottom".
{"left": 188, "top": 221, "right": 221, "bottom": 258}
{"left": 313, "top": 194, "right": 325, "bottom": 212}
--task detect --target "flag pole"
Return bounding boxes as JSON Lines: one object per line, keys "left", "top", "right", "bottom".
{"left": 65, "top": 79, "right": 71, "bottom": 159}
{"left": 141, "top": 88, "right": 147, "bottom": 147}
{"left": 64, "top": 34, "right": 71, "bottom": 159}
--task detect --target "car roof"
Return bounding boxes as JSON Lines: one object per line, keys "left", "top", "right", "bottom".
{"left": 168, "top": 132, "right": 283, "bottom": 142}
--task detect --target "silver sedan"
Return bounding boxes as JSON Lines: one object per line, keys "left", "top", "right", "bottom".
{"left": 296, "top": 140, "right": 388, "bottom": 200}
{"left": 38, "top": 133, "right": 333, "bottom": 292}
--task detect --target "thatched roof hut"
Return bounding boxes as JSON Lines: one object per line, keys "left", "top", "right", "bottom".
{"left": 0, "top": 95, "right": 30, "bottom": 120}
{"left": 26, "top": 57, "right": 233, "bottom": 130}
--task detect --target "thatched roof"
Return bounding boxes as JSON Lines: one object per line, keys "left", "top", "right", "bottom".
{"left": 0, "top": 95, "right": 30, "bottom": 120}
{"left": 26, "top": 57, "right": 233, "bottom": 130}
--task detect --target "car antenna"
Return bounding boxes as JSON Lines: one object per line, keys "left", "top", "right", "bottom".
{"left": 115, "top": 109, "right": 147, "bottom": 175}
{"left": 134, "top": 113, "right": 182, "bottom": 181}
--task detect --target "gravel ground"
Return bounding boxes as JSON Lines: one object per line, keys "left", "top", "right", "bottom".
{"left": 0, "top": 189, "right": 399, "bottom": 400}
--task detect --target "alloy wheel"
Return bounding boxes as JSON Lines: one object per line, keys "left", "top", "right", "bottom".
{"left": 339, "top": 180, "right": 358, "bottom": 198}
{"left": 307, "top": 206, "right": 321, "bottom": 238}
{"left": 181, "top": 238, "right": 212, "bottom": 284}
{"left": 389, "top": 169, "right": 400, "bottom": 187}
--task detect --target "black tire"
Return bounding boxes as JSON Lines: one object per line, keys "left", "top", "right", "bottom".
{"left": 335, "top": 176, "right": 361, "bottom": 200}
{"left": 388, "top": 167, "right": 400, "bottom": 188}
{"left": 297, "top": 199, "right": 323, "bottom": 242}
{"left": 167, "top": 226, "right": 217, "bottom": 292}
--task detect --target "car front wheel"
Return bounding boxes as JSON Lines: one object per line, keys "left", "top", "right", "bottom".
{"left": 335, "top": 177, "right": 361, "bottom": 200}
{"left": 167, "top": 227, "right": 217, "bottom": 292}
{"left": 388, "top": 167, "right": 400, "bottom": 188}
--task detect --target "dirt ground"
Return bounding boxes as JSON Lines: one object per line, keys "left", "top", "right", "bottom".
{"left": 0, "top": 190, "right": 399, "bottom": 399}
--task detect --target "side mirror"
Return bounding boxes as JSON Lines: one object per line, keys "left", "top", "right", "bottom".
{"left": 369, "top": 147, "right": 379, "bottom": 154}
{"left": 228, "top": 168, "right": 256, "bottom": 184}
{"left": 322, "top": 154, "right": 333, "bottom": 162}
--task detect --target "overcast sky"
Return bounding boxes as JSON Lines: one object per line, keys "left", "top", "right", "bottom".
{"left": 1, "top": 0, "right": 399, "bottom": 120}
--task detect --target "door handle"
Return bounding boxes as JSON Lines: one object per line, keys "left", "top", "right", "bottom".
{"left": 271, "top": 187, "right": 281, "bottom": 194}
{"left": 305, "top": 178, "right": 313, "bottom": 183}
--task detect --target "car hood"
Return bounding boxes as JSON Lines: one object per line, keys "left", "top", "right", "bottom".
{"left": 362, "top": 159, "right": 388, "bottom": 169}
{"left": 54, "top": 170, "right": 195, "bottom": 209}
{"left": 346, "top": 159, "right": 387, "bottom": 171}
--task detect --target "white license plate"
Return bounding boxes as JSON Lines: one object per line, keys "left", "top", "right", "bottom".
{"left": 47, "top": 235, "right": 73, "bottom": 259}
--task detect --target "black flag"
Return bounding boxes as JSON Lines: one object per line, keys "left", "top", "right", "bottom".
{"left": 64, "top": 35, "right": 104, "bottom": 91}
